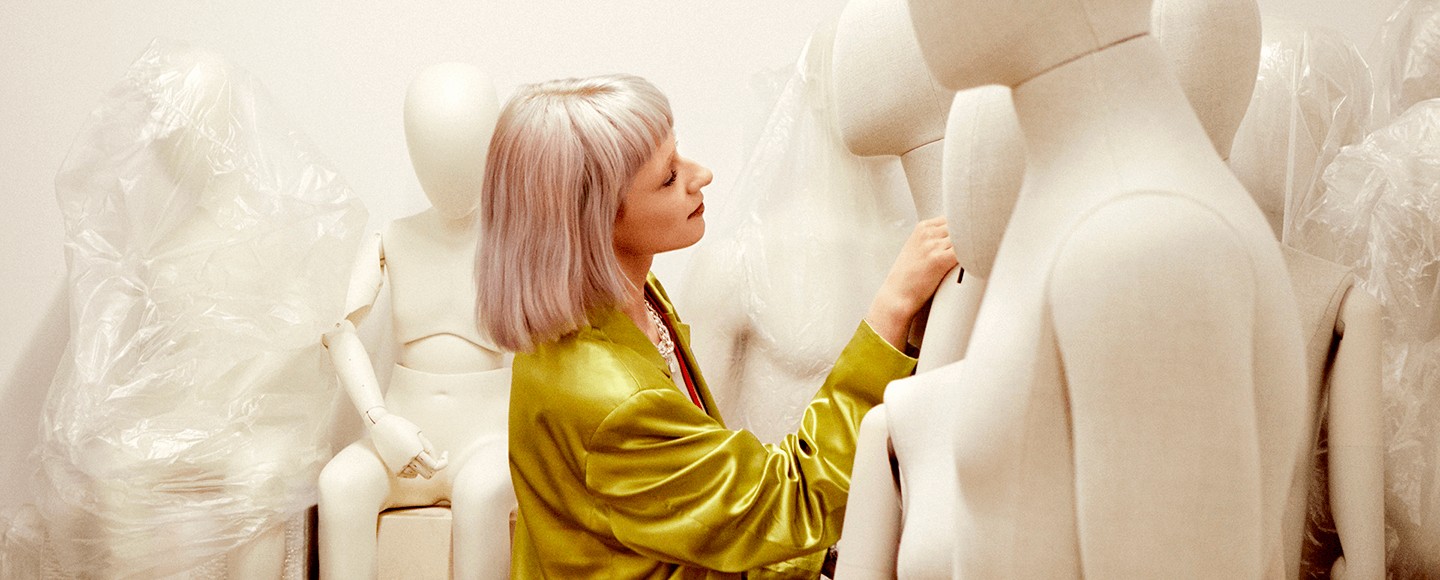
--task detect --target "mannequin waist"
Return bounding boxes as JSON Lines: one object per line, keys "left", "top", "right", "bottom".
{"left": 397, "top": 333, "right": 505, "bottom": 373}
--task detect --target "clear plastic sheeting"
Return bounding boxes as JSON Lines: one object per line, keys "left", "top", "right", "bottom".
{"left": 679, "top": 20, "right": 914, "bottom": 444}
{"left": 1379, "top": 0, "right": 1440, "bottom": 121}
{"left": 27, "top": 38, "right": 366, "bottom": 578}
{"left": 1295, "top": 99, "right": 1440, "bottom": 578}
{"left": 1229, "top": 24, "right": 1374, "bottom": 243}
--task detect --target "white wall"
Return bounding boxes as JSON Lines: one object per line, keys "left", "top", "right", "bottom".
{"left": 0, "top": 0, "right": 1407, "bottom": 523}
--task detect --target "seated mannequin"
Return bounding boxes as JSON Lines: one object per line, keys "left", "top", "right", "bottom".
{"left": 317, "top": 63, "right": 513, "bottom": 579}
{"left": 40, "top": 42, "right": 364, "bottom": 578}
{"left": 840, "top": 0, "right": 1309, "bottom": 576}
{"left": 1156, "top": 2, "right": 1385, "bottom": 577}
{"left": 831, "top": 0, "right": 965, "bottom": 372}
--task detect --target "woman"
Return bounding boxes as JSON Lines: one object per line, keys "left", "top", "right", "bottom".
{"left": 476, "top": 74, "right": 955, "bottom": 578}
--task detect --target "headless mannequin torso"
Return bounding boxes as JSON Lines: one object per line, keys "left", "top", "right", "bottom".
{"left": 840, "top": 0, "right": 1309, "bottom": 576}
{"left": 317, "top": 63, "right": 513, "bottom": 580}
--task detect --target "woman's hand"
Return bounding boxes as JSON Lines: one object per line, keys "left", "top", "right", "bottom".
{"left": 866, "top": 216, "right": 958, "bottom": 351}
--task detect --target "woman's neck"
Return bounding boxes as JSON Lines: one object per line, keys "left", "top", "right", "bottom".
{"left": 615, "top": 249, "right": 656, "bottom": 341}
{"left": 1011, "top": 34, "right": 1220, "bottom": 199}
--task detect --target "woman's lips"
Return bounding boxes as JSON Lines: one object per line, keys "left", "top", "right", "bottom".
{"left": 689, "top": 202, "right": 705, "bottom": 219}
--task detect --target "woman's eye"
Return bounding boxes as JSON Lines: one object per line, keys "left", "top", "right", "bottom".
{"left": 663, "top": 170, "right": 677, "bottom": 187}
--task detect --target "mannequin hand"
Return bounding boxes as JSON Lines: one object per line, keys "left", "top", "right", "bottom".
{"left": 368, "top": 409, "right": 449, "bottom": 479}
{"left": 866, "top": 216, "right": 957, "bottom": 349}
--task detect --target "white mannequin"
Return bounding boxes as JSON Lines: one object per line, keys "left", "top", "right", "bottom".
{"left": 1155, "top": 1, "right": 1385, "bottom": 577}
{"left": 831, "top": 0, "right": 968, "bottom": 369}
{"left": 317, "top": 63, "right": 513, "bottom": 579}
{"left": 833, "top": 85, "right": 1022, "bottom": 580}
{"left": 841, "top": 0, "right": 1309, "bottom": 576}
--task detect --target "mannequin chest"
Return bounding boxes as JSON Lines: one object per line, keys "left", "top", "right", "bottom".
{"left": 381, "top": 219, "right": 488, "bottom": 348}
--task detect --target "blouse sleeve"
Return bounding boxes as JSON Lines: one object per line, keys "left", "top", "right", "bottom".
{"left": 582, "top": 321, "right": 916, "bottom": 573}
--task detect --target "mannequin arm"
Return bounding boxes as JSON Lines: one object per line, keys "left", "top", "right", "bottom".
{"left": 1050, "top": 196, "right": 1264, "bottom": 577}
{"left": 342, "top": 231, "right": 385, "bottom": 323}
{"left": 834, "top": 406, "right": 902, "bottom": 580}
{"left": 1326, "top": 288, "right": 1385, "bottom": 580}
{"left": 322, "top": 321, "right": 447, "bottom": 478}
{"left": 321, "top": 232, "right": 446, "bottom": 478}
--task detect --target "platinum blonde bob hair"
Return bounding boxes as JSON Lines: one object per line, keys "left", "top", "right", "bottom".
{"left": 477, "top": 74, "right": 673, "bottom": 352}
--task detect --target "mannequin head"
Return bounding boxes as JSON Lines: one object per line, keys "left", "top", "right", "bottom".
{"left": 153, "top": 50, "right": 252, "bottom": 194}
{"left": 832, "top": 0, "right": 954, "bottom": 217}
{"left": 908, "top": 0, "right": 1153, "bottom": 90}
{"left": 832, "top": 0, "right": 953, "bottom": 158}
{"left": 1151, "top": 0, "right": 1260, "bottom": 161}
{"left": 404, "top": 63, "right": 501, "bottom": 220}
{"left": 1229, "top": 26, "right": 1373, "bottom": 240}
{"left": 942, "top": 86, "right": 1024, "bottom": 280}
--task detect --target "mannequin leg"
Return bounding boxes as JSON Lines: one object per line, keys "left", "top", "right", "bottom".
{"left": 318, "top": 441, "right": 394, "bottom": 580}
{"left": 226, "top": 523, "right": 286, "bottom": 580}
{"left": 450, "top": 438, "right": 514, "bottom": 580}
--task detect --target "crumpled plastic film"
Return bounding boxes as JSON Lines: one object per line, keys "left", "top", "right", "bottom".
{"left": 33, "top": 38, "right": 366, "bottom": 578}
{"left": 1296, "top": 100, "right": 1440, "bottom": 577}
{"left": 1229, "top": 24, "right": 1374, "bottom": 244}
{"left": 679, "top": 20, "right": 914, "bottom": 444}
{"left": 1379, "top": 0, "right": 1440, "bottom": 121}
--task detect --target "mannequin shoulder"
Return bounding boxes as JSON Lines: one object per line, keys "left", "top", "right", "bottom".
{"left": 1336, "top": 283, "right": 1382, "bottom": 337}
{"left": 1047, "top": 191, "right": 1258, "bottom": 318}
{"left": 385, "top": 211, "right": 430, "bottom": 240}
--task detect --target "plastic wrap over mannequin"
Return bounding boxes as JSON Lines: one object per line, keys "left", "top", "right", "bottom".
{"left": 1290, "top": 98, "right": 1440, "bottom": 578}
{"left": 678, "top": 23, "right": 914, "bottom": 444}
{"left": 834, "top": 85, "right": 1022, "bottom": 580}
{"left": 831, "top": 0, "right": 969, "bottom": 370}
{"left": 1378, "top": 0, "right": 1440, "bottom": 120}
{"left": 851, "top": 0, "right": 1308, "bottom": 575}
{"left": 31, "top": 39, "right": 366, "bottom": 578}
{"left": 317, "top": 63, "right": 513, "bottom": 580}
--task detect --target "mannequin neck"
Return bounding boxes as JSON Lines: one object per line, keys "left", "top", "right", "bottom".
{"left": 901, "top": 139, "right": 945, "bottom": 219}
{"left": 422, "top": 205, "right": 479, "bottom": 236}
{"left": 1011, "top": 34, "right": 1221, "bottom": 198}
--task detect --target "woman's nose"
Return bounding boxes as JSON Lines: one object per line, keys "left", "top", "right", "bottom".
{"left": 690, "top": 160, "right": 713, "bottom": 190}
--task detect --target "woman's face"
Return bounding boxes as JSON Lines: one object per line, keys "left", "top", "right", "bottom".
{"left": 613, "top": 133, "right": 713, "bottom": 258}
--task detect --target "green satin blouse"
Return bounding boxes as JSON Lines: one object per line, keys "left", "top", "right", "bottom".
{"left": 507, "top": 275, "right": 916, "bottom": 579}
